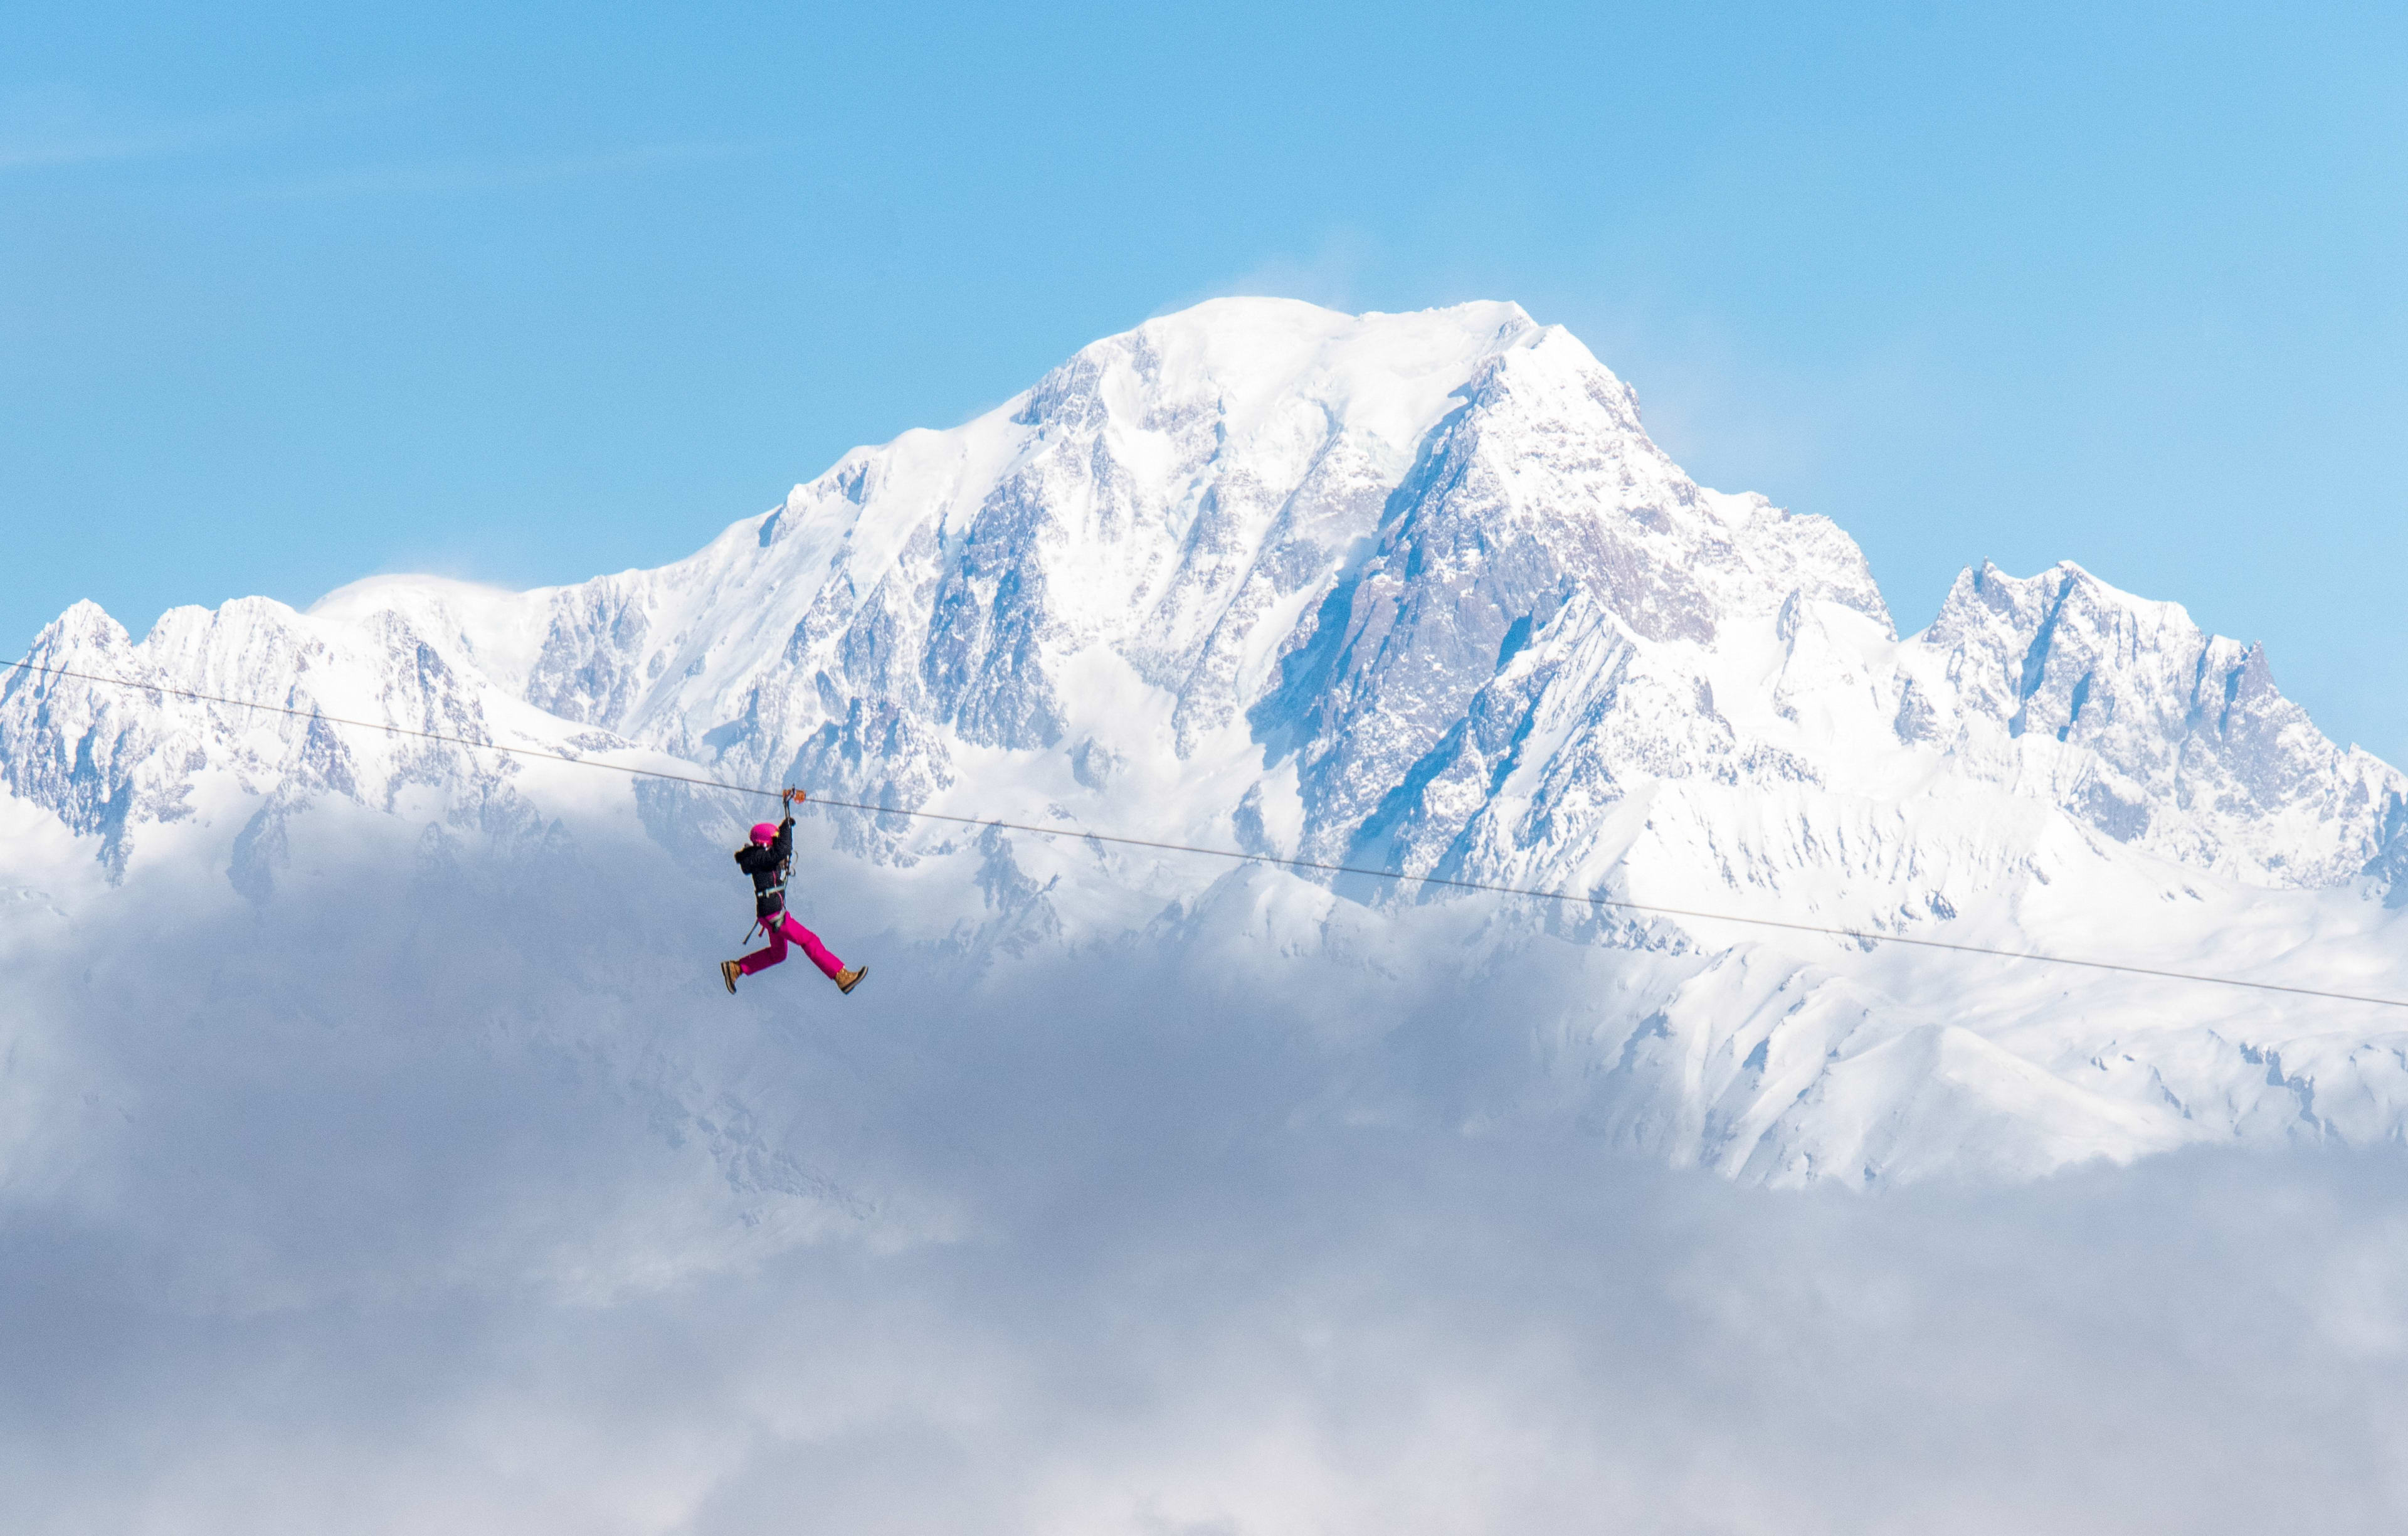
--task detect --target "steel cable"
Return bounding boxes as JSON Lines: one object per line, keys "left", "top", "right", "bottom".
{"left": 8, "top": 654, "right": 2402, "bottom": 1010}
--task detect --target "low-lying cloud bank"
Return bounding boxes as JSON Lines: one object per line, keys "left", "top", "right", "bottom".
{"left": 7, "top": 845, "right": 2408, "bottom": 1533}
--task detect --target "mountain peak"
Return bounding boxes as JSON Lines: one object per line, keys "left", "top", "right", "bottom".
{"left": 28, "top": 598, "right": 130, "bottom": 655}
{"left": 11, "top": 299, "right": 2408, "bottom": 1187}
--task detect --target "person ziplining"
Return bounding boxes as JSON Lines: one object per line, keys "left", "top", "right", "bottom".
{"left": 722, "top": 787, "right": 867, "bottom": 997}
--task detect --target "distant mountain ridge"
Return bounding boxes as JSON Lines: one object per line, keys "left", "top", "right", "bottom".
{"left": 9, "top": 296, "right": 2408, "bottom": 1185}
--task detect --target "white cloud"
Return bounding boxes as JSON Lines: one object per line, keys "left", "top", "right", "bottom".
{"left": 7, "top": 817, "right": 2408, "bottom": 1532}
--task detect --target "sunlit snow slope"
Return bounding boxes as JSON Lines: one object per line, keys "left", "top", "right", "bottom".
{"left": 9, "top": 297, "right": 2408, "bottom": 1185}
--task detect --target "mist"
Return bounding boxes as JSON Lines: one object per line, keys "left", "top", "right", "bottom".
{"left": 6, "top": 814, "right": 2407, "bottom": 1533}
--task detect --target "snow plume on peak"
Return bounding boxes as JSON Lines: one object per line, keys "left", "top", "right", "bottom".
{"left": 1028, "top": 295, "right": 1547, "bottom": 449}
{"left": 9, "top": 297, "right": 2408, "bottom": 1196}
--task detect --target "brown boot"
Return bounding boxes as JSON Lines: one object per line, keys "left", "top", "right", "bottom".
{"left": 836, "top": 964, "right": 867, "bottom": 995}
{"left": 721, "top": 960, "right": 741, "bottom": 995}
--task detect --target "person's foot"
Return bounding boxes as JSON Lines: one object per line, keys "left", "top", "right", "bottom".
{"left": 836, "top": 964, "right": 867, "bottom": 995}
{"left": 721, "top": 960, "right": 741, "bottom": 995}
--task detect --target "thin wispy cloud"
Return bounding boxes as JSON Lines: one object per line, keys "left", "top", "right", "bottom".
{"left": 0, "top": 83, "right": 424, "bottom": 176}
{"left": 239, "top": 140, "right": 757, "bottom": 201}
{"left": 0, "top": 122, "right": 224, "bottom": 171}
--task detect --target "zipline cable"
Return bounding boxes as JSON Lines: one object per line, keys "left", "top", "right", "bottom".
{"left": 8, "top": 654, "right": 2405, "bottom": 1010}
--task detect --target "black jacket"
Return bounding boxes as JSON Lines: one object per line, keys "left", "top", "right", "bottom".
{"left": 734, "top": 814, "right": 794, "bottom": 919}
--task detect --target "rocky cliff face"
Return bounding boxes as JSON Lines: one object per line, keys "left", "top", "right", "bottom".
{"left": 1904, "top": 559, "right": 2402, "bottom": 886}
{"left": 9, "top": 297, "right": 2407, "bottom": 1185}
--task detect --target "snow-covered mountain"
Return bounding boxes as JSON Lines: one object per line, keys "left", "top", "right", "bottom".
{"left": 9, "top": 296, "right": 2408, "bottom": 1186}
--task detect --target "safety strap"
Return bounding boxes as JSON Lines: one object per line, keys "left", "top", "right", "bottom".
{"left": 743, "top": 855, "right": 793, "bottom": 941}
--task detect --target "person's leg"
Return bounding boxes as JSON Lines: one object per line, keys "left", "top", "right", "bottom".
{"left": 736, "top": 919, "right": 791, "bottom": 977}
{"left": 778, "top": 912, "right": 846, "bottom": 982}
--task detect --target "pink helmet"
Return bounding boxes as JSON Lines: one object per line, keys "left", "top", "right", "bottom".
{"left": 749, "top": 822, "right": 778, "bottom": 845}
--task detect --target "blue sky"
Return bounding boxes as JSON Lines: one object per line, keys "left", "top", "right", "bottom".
{"left": 6, "top": 1, "right": 2404, "bottom": 758}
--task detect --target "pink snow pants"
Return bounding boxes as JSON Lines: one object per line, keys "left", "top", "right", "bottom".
{"left": 738, "top": 911, "right": 845, "bottom": 981}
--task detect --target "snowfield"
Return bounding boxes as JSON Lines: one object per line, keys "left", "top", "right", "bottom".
{"left": 8, "top": 297, "right": 2408, "bottom": 1192}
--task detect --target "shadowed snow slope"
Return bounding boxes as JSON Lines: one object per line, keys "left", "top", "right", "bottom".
{"left": 9, "top": 296, "right": 2408, "bottom": 1189}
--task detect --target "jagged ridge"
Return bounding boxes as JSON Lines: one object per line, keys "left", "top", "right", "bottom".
{"left": 8, "top": 296, "right": 2408, "bottom": 1185}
